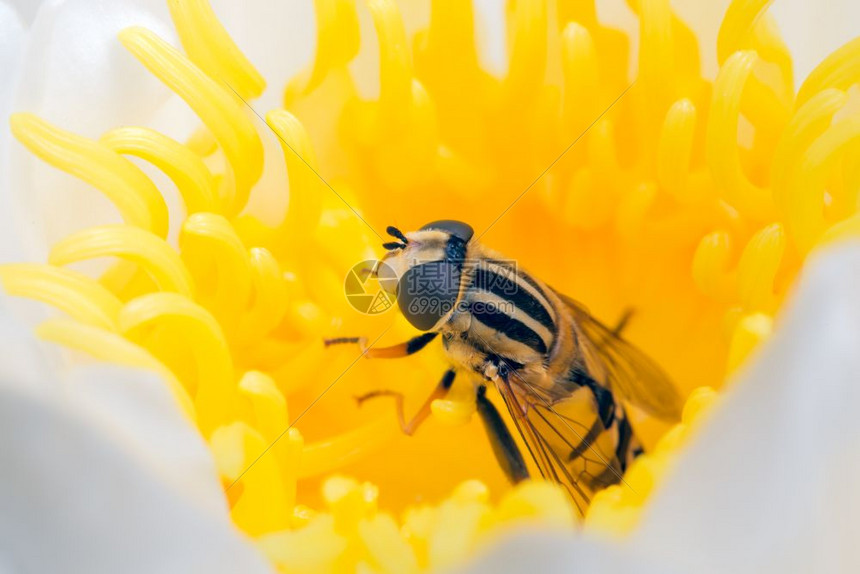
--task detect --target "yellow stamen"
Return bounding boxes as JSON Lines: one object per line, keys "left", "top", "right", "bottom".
{"left": 369, "top": 0, "right": 414, "bottom": 127}
{"left": 285, "top": 0, "right": 359, "bottom": 102}
{"left": 9, "top": 113, "right": 168, "bottom": 236}
{"left": 728, "top": 312, "right": 774, "bottom": 373}
{"left": 101, "top": 126, "right": 218, "bottom": 213}
{"left": 237, "top": 247, "right": 289, "bottom": 343}
{"left": 257, "top": 515, "right": 347, "bottom": 572}
{"left": 211, "top": 421, "right": 292, "bottom": 535}
{"left": 797, "top": 36, "right": 860, "bottom": 106}
{"left": 657, "top": 98, "right": 698, "bottom": 202}
{"left": 49, "top": 225, "right": 195, "bottom": 297}
{"left": 736, "top": 223, "right": 785, "bottom": 312}
{"left": 707, "top": 50, "right": 773, "bottom": 221}
{"left": 118, "top": 292, "right": 234, "bottom": 433}
{"left": 0, "top": 264, "right": 122, "bottom": 330}
{"left": 359, "top": 513, "right": 420, "bottom": 573}
{"left": 233, "top": 110, "right": 324, "bottom": 255}
{"left": 118, "top": 26, "right": 263, "bottom": 215}
{"left": 179, "top": 212, "right": 252, "bottom": 326}
{"left": 772, "top": 89, "right": 848, "bottom": 213}
{"left": 298, "top": 420, "right": 395, "bottom": 479}
{"left": 785, "top": 114, "right": 860, "bottom": 253}
{"left": 167, "top": 0, "right": 266, "bottom": 100}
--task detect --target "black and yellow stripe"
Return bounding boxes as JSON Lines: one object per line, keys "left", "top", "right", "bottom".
{"left": 465, "top": 261, "right": 558, "bottom": 358}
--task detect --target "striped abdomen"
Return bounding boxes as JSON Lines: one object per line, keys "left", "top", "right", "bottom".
{"left": 463, "top": 260, "right": 558, "bottom": 362}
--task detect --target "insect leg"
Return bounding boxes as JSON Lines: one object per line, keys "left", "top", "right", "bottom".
{"left": 592, "top": 308, "right": 635, "bottom": 350}
{"left": 324, "top": 332, "right": 438, "bottom": 359}
{"left": 614, "top": 411, "right": 643, "bottom": 471}
{"left": 476, "top": 385, "right": 530, "bottom": 484}
{"left": 355, "top": 368, "right": 456, "bottom": 435}
{"left": 611, "top": 308, "right": 635, "bottom": 337}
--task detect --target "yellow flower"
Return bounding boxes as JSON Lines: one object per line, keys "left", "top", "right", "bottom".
{"left": 1, "top": 0, "right": 860, "bottom": 572}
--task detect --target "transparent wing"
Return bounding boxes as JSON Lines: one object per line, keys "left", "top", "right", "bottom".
{"left": 554, "top": 291, "right": 683, "bottom": 421}
{"left": 494, "top": 373, "right": 624, "bottom": 516}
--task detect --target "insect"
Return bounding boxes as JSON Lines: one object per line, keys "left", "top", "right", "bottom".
{"left": 325, "top": 220, "right": 683, "bottom": 513}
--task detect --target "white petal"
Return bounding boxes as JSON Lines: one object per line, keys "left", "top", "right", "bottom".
{"left": 631, "top": 240, "right": 860, "bottom": 573}
{"left": 0, "top": 2, "right": 25, "bottom": 113}
{"left": 13, "top": 0, "right": 177, "bottom": 135}
{"left": 3, "top": 0, "right": 318, "bottom": 258}
{"left": 460, "top": 530, "right": 683, "bottom": 574}
{"left": 0, "top": 295, "right": 60, "bottom": 394}
{"left": 5, "top": 0, "right": 44, "bottom": 26}
{"left": 771, "top": 0, "right": 860, "bottom": 86}
{"left": 0, "top": 311, "right": 272, "bottom": 573}
{"left": 6, "top": 0, "right": 179, "bottom": 260}
{"left": 473, "top": 0, "right": 507, "bottom": 77}
{"left": 70, "top": 363, "right": 230, "bottom": 516}
{"left": 0, "top": 1, "right": 27, "bottom": 264}
{"left": 206, "top": 0, "right": 315, "bottom": 111}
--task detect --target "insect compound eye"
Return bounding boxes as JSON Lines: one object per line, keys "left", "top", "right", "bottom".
{"left": 397, "top": 260, "right": 461, "bottom": 331}
{"left": 418, "top": 220, "right": 474, "bottom": 243}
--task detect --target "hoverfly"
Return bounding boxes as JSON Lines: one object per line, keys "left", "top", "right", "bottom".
{"left": 326, "top": 220, "right": 683, "bottom": 513}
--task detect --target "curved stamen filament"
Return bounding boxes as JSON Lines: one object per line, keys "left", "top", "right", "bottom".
{"left": 49, "top": 225, "right": 195, "bottom": 297}
{"left": 9, "top": 113, "right": 168, "bottom": 237}
{"left": 118, "top": 26, "right": 263, "bottom": 216}
{"left": 101, "top": 126, "right": 218, "bottom": 214}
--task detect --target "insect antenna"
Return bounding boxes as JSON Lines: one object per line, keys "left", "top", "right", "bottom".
{"left": 382, "top": 241, "right": 407, "bottom": 250}
{"left": 386, "top": 226, "right": 409, "bottom": 244}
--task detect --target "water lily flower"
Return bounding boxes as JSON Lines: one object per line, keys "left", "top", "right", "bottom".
{"left": 1, "top": 0, "right": 859, "bottom": 572}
